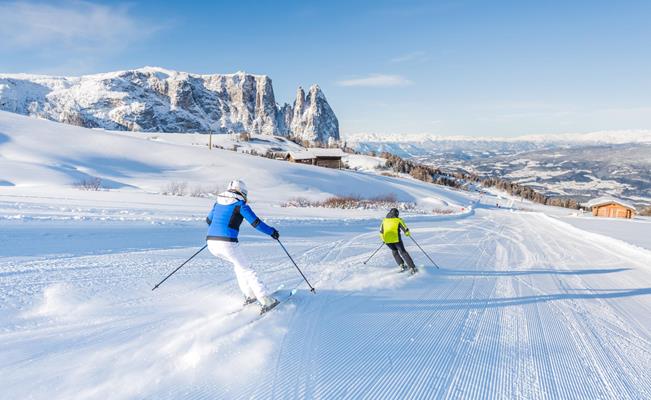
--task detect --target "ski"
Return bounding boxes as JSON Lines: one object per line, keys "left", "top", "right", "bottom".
{"left": 219, "top": 286, "right": 298, "bottom": 330}
{"left": 243, "top": 297, "right": 257, "bottom": 306}
{"left": 259, "top": 288, "right": 297, "bottom": 315}
{"left": 223, "top": 284, "right": 286, "bottom": 317}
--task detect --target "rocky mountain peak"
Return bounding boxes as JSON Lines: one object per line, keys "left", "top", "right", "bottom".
{"left": 0, "top": 67, "right": 339, "bottom": 144}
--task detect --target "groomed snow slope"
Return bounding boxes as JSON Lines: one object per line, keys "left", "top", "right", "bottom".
{"left": 1, "top": 208, "right": 650, "bottom": 399}
{"left": 1, "top": 112, "right": 650, "bottom": 399}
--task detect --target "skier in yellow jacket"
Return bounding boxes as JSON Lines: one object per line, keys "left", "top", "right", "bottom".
{"left": 380, "top": 208, "right": 417, "bottom": 274}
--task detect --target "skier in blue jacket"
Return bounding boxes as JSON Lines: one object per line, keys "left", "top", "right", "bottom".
{"left": 206, "top": 180, "right": 280, "bottom": 312}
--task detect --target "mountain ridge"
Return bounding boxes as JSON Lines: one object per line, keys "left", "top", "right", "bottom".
{"left": 345, "top": 129, "right": 651, "bottom": 144}
{"left": 0, "top": 66, "right": 340, "bottom": 143}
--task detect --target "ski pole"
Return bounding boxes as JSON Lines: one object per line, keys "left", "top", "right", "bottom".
{"left": 276, "top": 239, "right": 316, "bottom": 293}
{"left": 409, "top": 236, "right": 440, "bottom": 269}
{"left": 363, "top": 242, "right": 384, "bottom": 264}
{"left": 152, "top": 244, "right": 207, "bottom": 291}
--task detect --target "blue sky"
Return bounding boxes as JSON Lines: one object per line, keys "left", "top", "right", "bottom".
{"left": 1, "top": 0, "right": 650, "bottom": 137}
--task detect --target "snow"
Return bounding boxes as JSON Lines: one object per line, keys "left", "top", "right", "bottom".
{"left": 1, "top": 112, "right": 650, "bottom": 399}
{"left": 345, "top": 153, "right": 387, "bottom": 171}
{"left": 286, "top": 151, "right": 315, "bottom": 160}
{"left": 559, "top": 214, "right": 651, "bottom": 251}
{"left": 134, "top": 130, "right": 306, "bottom": 155}
{"left": 303, "top": 148, "right": 346, "bottom": 157}
{"left": 287, "top": 148, "right": 346, "bottom": 160}
{"left": 0, "top": 111, "right": 468, "bottom": 209}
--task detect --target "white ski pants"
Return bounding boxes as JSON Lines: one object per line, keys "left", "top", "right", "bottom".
{"left": 206, "top": 240, "right": 270, "bottom": 301}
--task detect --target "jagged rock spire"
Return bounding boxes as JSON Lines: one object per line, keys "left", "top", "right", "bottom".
{"left": 0, "top": 67, "right": 340, "bottom": 144}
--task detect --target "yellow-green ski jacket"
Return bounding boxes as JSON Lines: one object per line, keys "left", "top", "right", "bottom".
{"left": 380, "top": 217, "right": 410, "bottom": 243}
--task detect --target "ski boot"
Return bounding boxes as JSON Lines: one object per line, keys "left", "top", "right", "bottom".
{"left": 398, "top": 264, "right": 408, "bottom": 273}
{"left": 409, "top": 266, "right": 418, "bottom": 275}
{"left": 243, "top": 296, "right": 257, "bottom": 306}
{"left": 259, "top": 296, "right": 280, "bottom": 315}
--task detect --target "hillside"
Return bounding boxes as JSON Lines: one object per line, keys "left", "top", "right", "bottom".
{"left": 0, "top": 111, "right": 470, "bottom": 218}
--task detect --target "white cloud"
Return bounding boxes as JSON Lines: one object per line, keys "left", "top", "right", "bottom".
{"left": 0, "top": 1, "right": 158, "bottom": 52}
{"left": 390, "top": 51, "right": 427, "bottom": 63}
{"left": 337, "top": 74, "right": 412, "bottom": 88}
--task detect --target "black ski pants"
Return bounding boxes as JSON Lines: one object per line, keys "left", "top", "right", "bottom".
{"left": 385, "top": 241, "right": 415, "bottom": 269}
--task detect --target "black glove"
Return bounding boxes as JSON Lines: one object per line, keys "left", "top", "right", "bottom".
{"left": 271, "top": 229, "right": 280, "bottom": 240}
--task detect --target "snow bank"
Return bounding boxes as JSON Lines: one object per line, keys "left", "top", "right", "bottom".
{"left": 543, "top": 213, "right": 651, "bottom": 266}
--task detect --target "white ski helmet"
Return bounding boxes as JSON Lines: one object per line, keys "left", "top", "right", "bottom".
{"left": 227, "top": 179, "right": 248, "bottom": 198}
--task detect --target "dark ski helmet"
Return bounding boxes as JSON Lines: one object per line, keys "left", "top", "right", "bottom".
{"left": 387, "top": 208, "right": 399, "bottom": 218}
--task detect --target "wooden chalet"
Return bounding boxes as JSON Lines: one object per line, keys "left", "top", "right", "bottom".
{"left": 286, "top": 148, "right": 345, "bottom": 169}
{"left": 585, "top": 197, "right": 636, "bottom": 219}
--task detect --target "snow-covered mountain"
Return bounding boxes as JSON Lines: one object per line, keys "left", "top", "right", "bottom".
{"left": 0, "top": 67, "right": 340, "bottom": 143}
{"left": 346, "top": 130, "right": 651, "bottom": 145}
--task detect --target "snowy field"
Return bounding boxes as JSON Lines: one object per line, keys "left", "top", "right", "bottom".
{"left": 559, "top": 214, "right": 651, "bottom": 251}
{"left": 1, "top": 112, "right": 651, "bottom": 399}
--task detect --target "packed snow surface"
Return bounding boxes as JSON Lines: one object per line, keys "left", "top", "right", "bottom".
{"left": 559, "top": 214, "right": 651, "bottom": 251}
{"left": 1, "top": 112, "right": 650, "bottom": 399}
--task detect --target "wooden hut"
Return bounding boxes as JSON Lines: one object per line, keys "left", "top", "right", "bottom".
{"left": 286, "top": 149, "right": 345, "bottom": 169}
{"left": 586, "top": 197, "right": 636, "bottom": 219}
{"left": 286, "top": 151, "right": 316, "bottom": 165}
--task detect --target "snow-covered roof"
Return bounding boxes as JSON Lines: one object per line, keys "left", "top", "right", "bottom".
{"left": 288, "top": 151, "right": 316, "bottom": 160}
{"left": 306, "top": 148, "right": 346, "bottom": 157}
{"left": 288, "top": 148, "right": 346, "bottom": 160}
{"left": 585, "top": 197, "right": 636, "bottom": 211}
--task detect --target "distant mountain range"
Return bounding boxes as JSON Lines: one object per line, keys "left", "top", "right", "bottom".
{"left": 347, "top": 133, "right": 651, "bottom": 207}
{"left": 0, "top": 67, "right": 339, "bottom": 144}
{"left": 346, "top": 130, "right": 651, "bottom": 145}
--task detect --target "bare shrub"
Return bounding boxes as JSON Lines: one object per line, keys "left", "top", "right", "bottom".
{"left": 162, "top": 181, "right": 188, "bottom": 196}
{"left": 321, "top": 195, "right": 362, "bottom": 208}
{"left": 282, "top": 197, "right": 314, "bottom": 208}
{"left": 282, "top": 194, "right": 417, "bottom": 211}
{"left": 75, "top": 177, "right": 102, "bottom": 191}
{"left": 432, "top": 208, "right": 455, "bottom": 215}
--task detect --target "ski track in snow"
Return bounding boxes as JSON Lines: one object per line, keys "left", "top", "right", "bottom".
{"left": 1, "top": 210, "right": 650, "bottom": 399}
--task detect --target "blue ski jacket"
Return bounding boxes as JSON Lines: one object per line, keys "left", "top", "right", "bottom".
{"left": 206, "top": 191, "right": 275, "bottom": 242}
